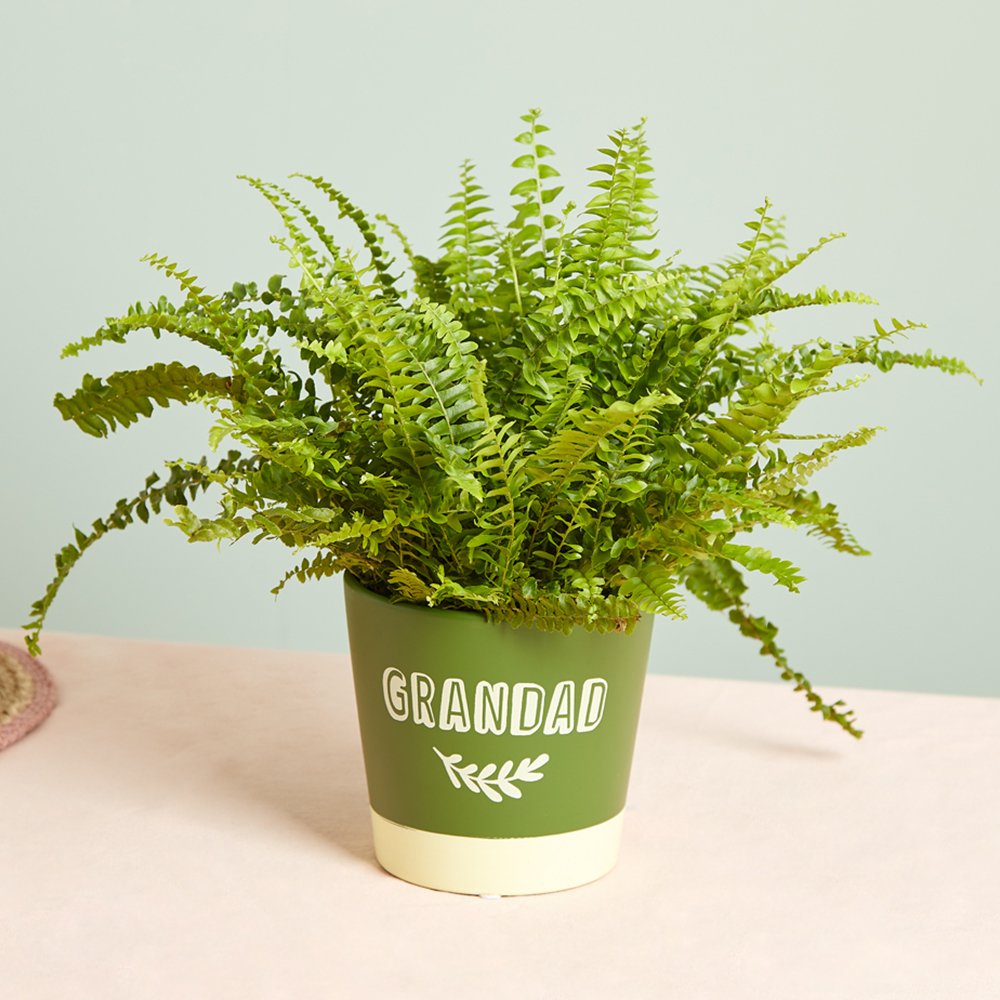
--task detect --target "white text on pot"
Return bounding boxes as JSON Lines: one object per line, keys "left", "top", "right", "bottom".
{"left": 381, "top": 669, "right": 608, "bottom": 736}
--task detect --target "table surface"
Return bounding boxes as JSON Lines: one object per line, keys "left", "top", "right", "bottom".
{"left": 2, "top": 628, "right": 998, "bottom": 1000}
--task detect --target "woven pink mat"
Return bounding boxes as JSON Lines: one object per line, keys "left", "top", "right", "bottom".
{"left": 0, "top": 640, "right": 58, "bottom": 751}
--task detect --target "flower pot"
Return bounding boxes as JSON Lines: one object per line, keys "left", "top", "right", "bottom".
{"left": 343, "top": 572, "right": 654, "bottom": 896}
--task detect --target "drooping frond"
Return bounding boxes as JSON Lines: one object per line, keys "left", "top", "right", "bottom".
{"left": 720, "top": 543, "right": 806, "bottom": 592}
{"left": 60, "top": 296, "right": 234, "bottom": 359}
{"left": 771, "top": 489, "right": 870, "bottom": 556}
{"left": 756, "top": 426, "right": 883, "bottom": 496}
{"left": 272, "top": 551, "right": 367, "bottom": 596}
{"left": 851, "top": 345, "right": 982, "bottom": 381}
{"left": 682, "top": 557, "right": 862, "bottom": 738}
{"left": 24, "top": 451, "right": 255, "bottom": 655}
{"left": 236, "top": 175, "right": 340, "bottom": 308}
{"left": 54, "top": 363, "right": 239, "bottom": 437}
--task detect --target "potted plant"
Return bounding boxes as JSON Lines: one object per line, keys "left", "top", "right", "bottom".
{"left": 25, "top": 109, "right": 975, "bottom": 895}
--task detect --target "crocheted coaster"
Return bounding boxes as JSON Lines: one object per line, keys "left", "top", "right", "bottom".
{"left": 0, "top": 641, "right": 57, "bottom": 751}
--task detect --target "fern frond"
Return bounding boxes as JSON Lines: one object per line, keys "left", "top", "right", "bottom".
{"left": 523, "top": 374, "right": 591, "bottom": 438}
{"left": 617, "top": 564, "right": 687, "bottom": 618}
{"left": 237, "top": 175, "right": 348, "bottom": 313}
{"left": 538, "top": 467, "right": 604, "bottom": 572}
{"left": 54, "top": 363, "right": 239, "bottom": 437}
{"left": 756, "top": 426, "right": 883, "bottom": 496}
{"left": 60, "top": 297, "right": 234, "bottom": 359}
{"left": 170, "top": 504, "right": 398, "bottom": 554}
{"left": 507, "top": 108, "right": 564, "bottom": 271}
{"left": 770, "top": 489, "right": 870, "bottom": 556}
{"left": 354, "top": 298, "right": 485, "bottom": 524}
{"left": 750, "top": 285, "right": 878, "bottom": 317}
{"left": 410, "top": 253, "right": 451, "bottom": 304}
{"left": 527, "top": 393, "right": 669, "bottom": 492}
{"left": 468, "top": 359, "right": 531, "bottom": 586}
{"left": 272, "top": 551, "right": 350, "bottom": 596}
{"left": 398, "top": 300, "right": 485, "bottom": 500}
{"left": 852, "top": 345, "right": 982, "bottom": 382}
{"left": 666, "top": 201, "right": 783, "bottom": 421}
{"left": 291, "top": 173, "right": 400, "bottom": 297}
{"left": 682, "top": 557, "right": 862, "bottom": 737}
{"left": 237, "top": 175, "right": 323, "bottom": 269}
{"left": 526, "top": 393, "right": 668, "bottom": 573}
{"left": 376, "top": 212, "right": 421, "bottom": 284}
{"left": 484, "top": 587, "right": 642, "bottom": 635}
{"left": 685, "top": 489, "right": 798, "bottom": 533}
{"left": 731, "top": 603, "right": 863, "bottom": 737}
{"left": 386, "top": 567, "right": 435, "bottom": 603}
{"left": 441, "top": 160, "right": 498, "bottom": 314}
{"left": 566, "top": 118, "right": 658, "bottom": 285}
{"left": 139, "top": 253, "right": 229, "bottom": 326}
{"left": 23, "top": 451, "right": 253, "bottom": 655}
{"left": 753, "top": 231, "right": 849, "bottom": 292}
{"left": 720, "top": 543, "right": 805, "bottom": 592}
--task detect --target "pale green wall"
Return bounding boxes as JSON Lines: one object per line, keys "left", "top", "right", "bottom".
{"left": 1, "top": 0, "right": 997, "bottom": 696}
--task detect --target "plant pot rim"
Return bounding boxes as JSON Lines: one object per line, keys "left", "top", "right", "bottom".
{"left": 343, "top": 570, "right": 652, "bottom": 637}
{"left": 343, "top": 569, "right": 492, "bottom": 625}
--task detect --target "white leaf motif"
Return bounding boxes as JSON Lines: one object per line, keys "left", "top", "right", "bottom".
{"left": 432, "top": 747, "right": 550, "bottom": 803}
{"left": 438, "top": 751, "right": 463, "bottom": 790}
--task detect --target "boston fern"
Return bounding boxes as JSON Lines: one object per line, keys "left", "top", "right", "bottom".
{"left": 26, "top": 109, "right": 977, "bottom": 738}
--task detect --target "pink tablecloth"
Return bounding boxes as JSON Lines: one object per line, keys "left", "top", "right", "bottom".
{"left": 2, "top": 628, "right": 998, "bottom": 999}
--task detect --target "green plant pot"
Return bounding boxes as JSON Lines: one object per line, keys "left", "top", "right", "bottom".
{"left": 344, "top": 572, "right": 654, "bottom": 895}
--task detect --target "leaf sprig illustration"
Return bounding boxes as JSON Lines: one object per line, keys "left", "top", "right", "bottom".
{"left": 433, "top": 746, "right": 550, "bottom": 803}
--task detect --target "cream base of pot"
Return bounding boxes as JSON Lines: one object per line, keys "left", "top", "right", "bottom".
{"left": 370, "top": 808, "right": 624, "bottom": 896}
